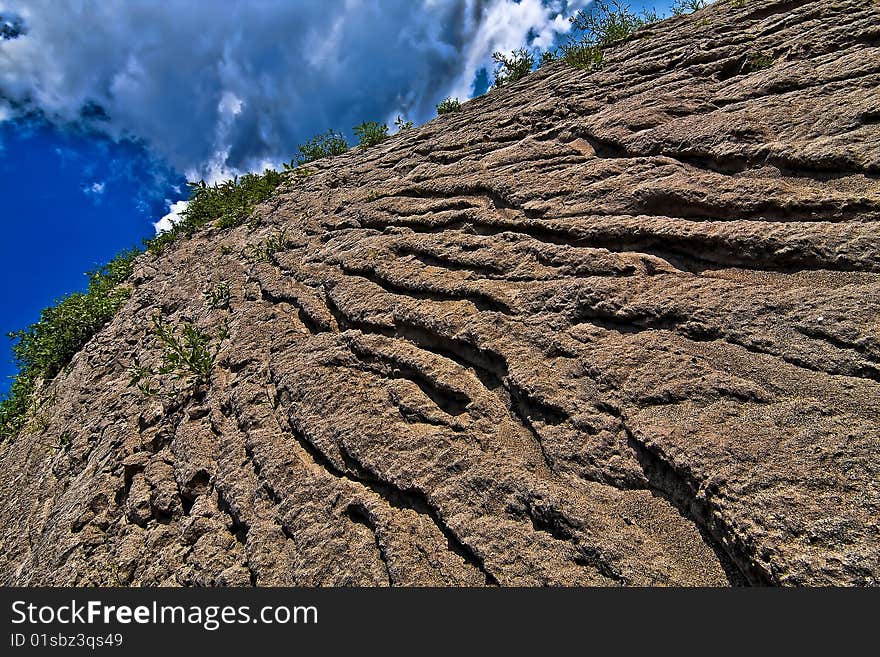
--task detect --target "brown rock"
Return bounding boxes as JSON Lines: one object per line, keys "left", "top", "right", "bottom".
{"left": 0, "top": 0, "right": 877, "bottom": 586}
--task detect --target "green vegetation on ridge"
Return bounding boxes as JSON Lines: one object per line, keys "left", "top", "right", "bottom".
{"left": 518, "top": 0, "right": 712, "bottom": 74}
{"left": 1, "top": 168, "right": 285, "bottom": 441}
{"left": 147, "top": 170, "right": 285, "bottom": 254}
{"left": 436, "top": 97, "right": 462, "bottom": 115}
{"left": 492, "top": 48, "right": 536, "bottom": 87}
{"left": 288, "top": 129, "right": 349, "bottom": 168}
{"left": 354, "top": 121, "right": 389, "bottom": 147}
{"left": 0, "top": 249, "right": 138, "bottom": 440}
{"left": 0, "top": 111, "right": 404, "bottom": 440}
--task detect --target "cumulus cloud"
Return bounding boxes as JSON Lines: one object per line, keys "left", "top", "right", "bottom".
{"left": 154, "top": 199, "right": 188, "bottom": 234}
{"left": 445, "top": 0, "right": 577, "bottom": 100}
{"left": 0, "top": 0, "right": 588, "bottom": 180}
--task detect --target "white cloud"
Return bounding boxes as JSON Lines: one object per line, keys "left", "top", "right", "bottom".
{"left": 81, "top": 181, "right": 106, "bottom": 200}
{"left": 153, "top": 199, "right": 188, "bottom": 234}
{"left": 447, "top": 0, "right": 582, "bottom": 100}
{"left": 0, "top": 0, "right": 589, "bottom": 179}
{"left": 218, "top": 92, "right": 244, "bottom": 118}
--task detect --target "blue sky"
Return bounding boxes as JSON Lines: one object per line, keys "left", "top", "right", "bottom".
{"left": 0, "top": 0, "right": 679, "bottom": 392}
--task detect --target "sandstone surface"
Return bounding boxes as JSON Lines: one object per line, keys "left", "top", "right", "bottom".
{"left": 1, "top": 0, "right": 878, "bottom": 586}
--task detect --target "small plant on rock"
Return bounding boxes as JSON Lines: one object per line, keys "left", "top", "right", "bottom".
{"left": 243, "top": 227, "right": 293, "bottom": 262}
{"left": 562, "top": 0, "right": 654, "bottom": 71}
{"left": 128, "top": 315, "right": 228, "bottom": 396}
{"left": 58, "top": 429, "right": 74, "bottom": 453}
{"left": 744, "top": 51, "right": 774, "bottom": 72}
{"left": 394, "top": 115, "right": 414, "bottom": 131}
{"left": 289, "top": 129, "right": 349, "bottom": 167}
{"left": 150, "top": 316, "right": 228, "bottom": 389}
{"left": 492, "top": 48, "right": 535, "bottom": 87}
{"left": 203, "top": 281, "right": 231, "bottom": 310}
{"left": 128, "top": 356, "right": 159, "bottom": 397}
{"left": 540, "top": 50, "right": 560, "bottom": 66}
{"left": 672, "top": 0, "right": 709, "bottom": 15}
{"left": 436, "top": 97, "right": 462, "bottom": 115}
{"left": 354, "top": 121, "right": 388, "bottom": 148}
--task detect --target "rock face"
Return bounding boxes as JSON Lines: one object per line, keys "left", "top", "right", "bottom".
{"left": 1, "top": 0, "right": 878, "bottom": 586}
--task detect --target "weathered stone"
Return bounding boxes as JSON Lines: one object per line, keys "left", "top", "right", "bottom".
{"left": 0, "top": 0, "right": 877, "bottom": 586}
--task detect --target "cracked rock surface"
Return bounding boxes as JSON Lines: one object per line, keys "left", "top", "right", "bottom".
{"left": 1, "top": 0, "right": 878, "bottom": 586}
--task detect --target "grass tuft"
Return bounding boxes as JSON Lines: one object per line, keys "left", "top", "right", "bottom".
{"left": 394, "top": 115, "right": 414, "bottom": 131}
{"left": 243, "top": 227, "right": 293, "bottom": 263}
{"left": 744, "top": 51, "right": 774, "bottom": 72}
{"left": 203, "top": 281, "right": 231, "bottom": 310}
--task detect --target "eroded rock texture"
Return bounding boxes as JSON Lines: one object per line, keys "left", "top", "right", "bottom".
{"left": 1, "top": 0, "right": 878, "bottom": 586}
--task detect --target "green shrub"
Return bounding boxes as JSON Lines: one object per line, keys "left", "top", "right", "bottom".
{"left": 559, "top": 41, "right": 604, "bottom": 70}
{"left": 744, "top": 51, "right": 774, "bottom": 72}
{"left": 1, "top": 161, "right": 287, "bottom": 440}
{"left": 563, "top": 0, "right": 655, "bottom": 70}
{"left": 672, "top": 0, "right": 709, "bottom": 14}
{"left": 136, "top": 316, "right": 228, "bottom": 390}
{"left": 492, "top": 48, "right": 535, "bottom": 87}
{"left": 153, "top": 316, "right": 226, "bottom": 388}
{"left": 570, "top": 0, "right": 648, "bottom": 45}
{"left": 0, "top": 376, "right": 37, "bottom": 442}
{"left": 540, "top": 50, "right": 560, "bottom": 66}
{"left": 394, "top": 115, "right": 414, "bottom": 131}
{"left": 436, "top": 97, "right": 462, "bottom": 114}
{"left": 9, "top": 249, "right": 137, "bottom": 383}
{"left": 187, "top": 170, "right": 283, "bottom": 230}
{"left": 0, "top": 249, "right": 138, "bottom": 441}
{"left": 147, "top": 169, "right": 284, "bottom": 253}
{"left": 289, "top": 129, "right": 349, "bottom": 167}
{"left": 203, "top": 281, "right": 231, "bottom": 310}
{"left": 128, "top": 356, "right": 158, "bottom": 397}
{"left": 354, "top": 121, "right": 389, "bottom": 148}
{"left": 640, "top": 7, "right": 664, "bottom": 22}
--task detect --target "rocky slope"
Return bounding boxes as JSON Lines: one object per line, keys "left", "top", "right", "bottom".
{"left": 1, "top": 0, "right": 878, "bottom": 586}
